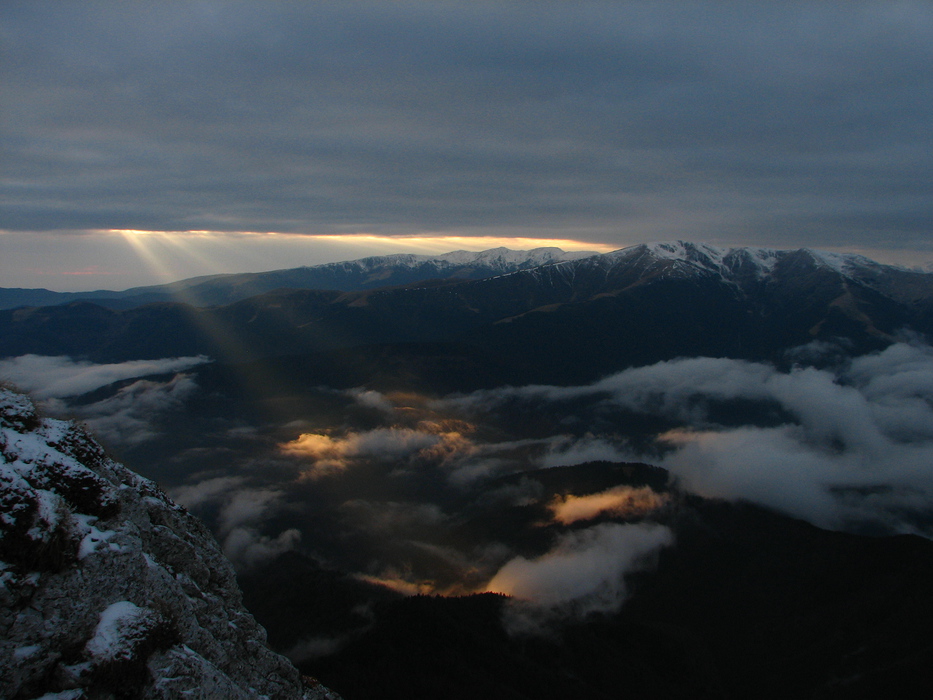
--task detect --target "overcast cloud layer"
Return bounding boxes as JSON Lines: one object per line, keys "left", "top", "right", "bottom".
{"left": 3, "top": 1, "right": 933, "bottom": 288}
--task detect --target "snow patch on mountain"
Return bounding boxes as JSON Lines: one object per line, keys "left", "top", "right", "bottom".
{"left": 645, "top": 241, "right": 727, "bottom": 268}
{"left": 436, "top": 246, "right": 595, "bottom": 268}
{"left": 803, "top": 248, "right": 882, "bottom": 275}
{"left": 732, "top": 246, "right": 782, "bottom": 276}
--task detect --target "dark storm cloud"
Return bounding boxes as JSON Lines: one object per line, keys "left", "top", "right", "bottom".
{"left": 3, "top": 1, "right": 932, "bottom": 249}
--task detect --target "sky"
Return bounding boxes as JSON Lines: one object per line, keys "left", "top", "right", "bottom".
{"left": 2, "top": 1, "right": 932, "bottom": 291}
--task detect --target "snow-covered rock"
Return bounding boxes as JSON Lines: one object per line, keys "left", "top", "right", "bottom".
{"left": 515, "top": 240, "right": 924, "bottom": 297}
{"left": 608, "top": 240, "right": 886, "bottom": 282}
{"left": 0, "top": 386, "right": 339, "bottom": 699}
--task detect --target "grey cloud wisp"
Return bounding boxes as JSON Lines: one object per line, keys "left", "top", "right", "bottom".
{"left": 3, "top": 1, "right": 933, "bottom": 251}
{"left": 0, "top": 354, "right": 210, "bottom": 399}
{"left": 0, "top": 354, "right": 211, "bottom": 446}
{"left": 171, "top": 476, "right": 301, "bottom": 571}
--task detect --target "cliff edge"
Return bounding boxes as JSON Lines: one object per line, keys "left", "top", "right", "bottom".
{"left": 0, "top": 386, "right": 340, "bottom": 699}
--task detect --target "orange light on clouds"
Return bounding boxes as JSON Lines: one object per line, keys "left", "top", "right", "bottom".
{"left": 296, "top": 234, "right": 619, "bottom": 254}
{"left": 99, "top": 228, "right": 619, "bottom": 288}
{"left": 354, "top": 574, "right": 440, "bottom": 597}
{"left": 105, "top": 228, "right": 618, "bottom": 253}
{"left": 280, "top": 421, "right": 478, "bottom": 480}
{"left": 548, "top": 486, "right": 670, "bottom": 525}
{"left": 58, "top": 266, "right": 111, "bottom": 276}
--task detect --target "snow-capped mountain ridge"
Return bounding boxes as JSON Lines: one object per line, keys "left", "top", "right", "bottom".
{"left": 514, "top": 240, "right": 911, "bottom": 292}
{"left": 4, "top": 240, "right": 933, "bottom": 381}
{"left": 306, "top": 246, "right": 593, "bottom": 273}
{"left": 612, "top": 241, "right": 884, "bottom": 279}
{"left": 0, "top": 242, "right": 915, "bottom": 312}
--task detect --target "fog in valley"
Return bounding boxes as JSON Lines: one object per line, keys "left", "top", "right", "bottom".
{"left": 6, "top": 338, "right": 933, "bottom": 620}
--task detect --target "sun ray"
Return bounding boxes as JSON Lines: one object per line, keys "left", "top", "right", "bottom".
{"left": 113, "top": 230, "right": 298, "bottom": 415}
{"left": 116, "top": 230, "right": 181, "bottom": 285}
{"left": 109, "top": 229, "right": 617, "bottom": 269}
{"left": 105, "top": 228, "right": 617, "bottom": 423}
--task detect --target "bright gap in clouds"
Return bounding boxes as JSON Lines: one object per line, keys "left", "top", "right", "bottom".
{"left": 101, "top": 230, "right": 620, "bottom": 290}
{"left": 11, "top": 228, "right": 931, "bottom": 294}
{"left": 0, "top": 229, "right": 617, "bottom": 291}
{"left": 301, "top": 234, "right": 617, "bottom": 255}
{"left": 112, "top": 230, "right": 616, "bottom": 276}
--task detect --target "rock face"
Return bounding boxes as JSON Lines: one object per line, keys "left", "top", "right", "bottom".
{"left": 0, "top": 386, "right": 339, "bottom": 699}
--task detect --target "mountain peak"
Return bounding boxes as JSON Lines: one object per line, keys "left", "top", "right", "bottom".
{"left": 797, "top": 247, "right": 883, "bottom": 275}
{"left": 645, "top": 240, "right": 726, "bottom": 261}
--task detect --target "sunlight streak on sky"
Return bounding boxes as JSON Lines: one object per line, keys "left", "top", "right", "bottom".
{"left": 4, "top": 1, "right": 932, "bottom": 293}
{"left": 0, "top": 229, "right": 618, "bottom": 291}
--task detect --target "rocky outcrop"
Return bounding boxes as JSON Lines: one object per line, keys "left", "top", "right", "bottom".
{"left": 0, "top": 386, "right": 340, "bottom": 699}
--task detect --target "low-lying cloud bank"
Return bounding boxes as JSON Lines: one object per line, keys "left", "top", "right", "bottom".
{"left": 65, "top": 374, "right": 201, "bottom": 446}
{"left": 12, "top": 343, "right": 933, "bottom": 616}
{"left": 0, "top": 354, "right": 211, "bottom": 447}
{"left": 445, "top": 341, "right": 933, "bottom": 536}
{"left": 277, "top": 391, "right": 551, "bottom": 485}
{"left": 0, "top": 354, "right": 210, "bottom": 399}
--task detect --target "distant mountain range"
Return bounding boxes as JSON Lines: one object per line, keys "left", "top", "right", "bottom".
{"left": 3, "top": 241, "right": 932, "bottom": 387}
{"left": 0, "top": 247, "right": 594, "bottom": 310}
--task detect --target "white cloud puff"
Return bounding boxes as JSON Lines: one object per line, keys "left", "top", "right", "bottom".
{"left": 223, "top": 527, "right": 301, "bottom": 572}
{"left": 549, "top": 486, "right": 670, "bottom": 525}
{"left": 486, "top": 522, "right": 673, "bottom": 616}
{"left": 538, "top": 434, "right": 630, "bottom": 469}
